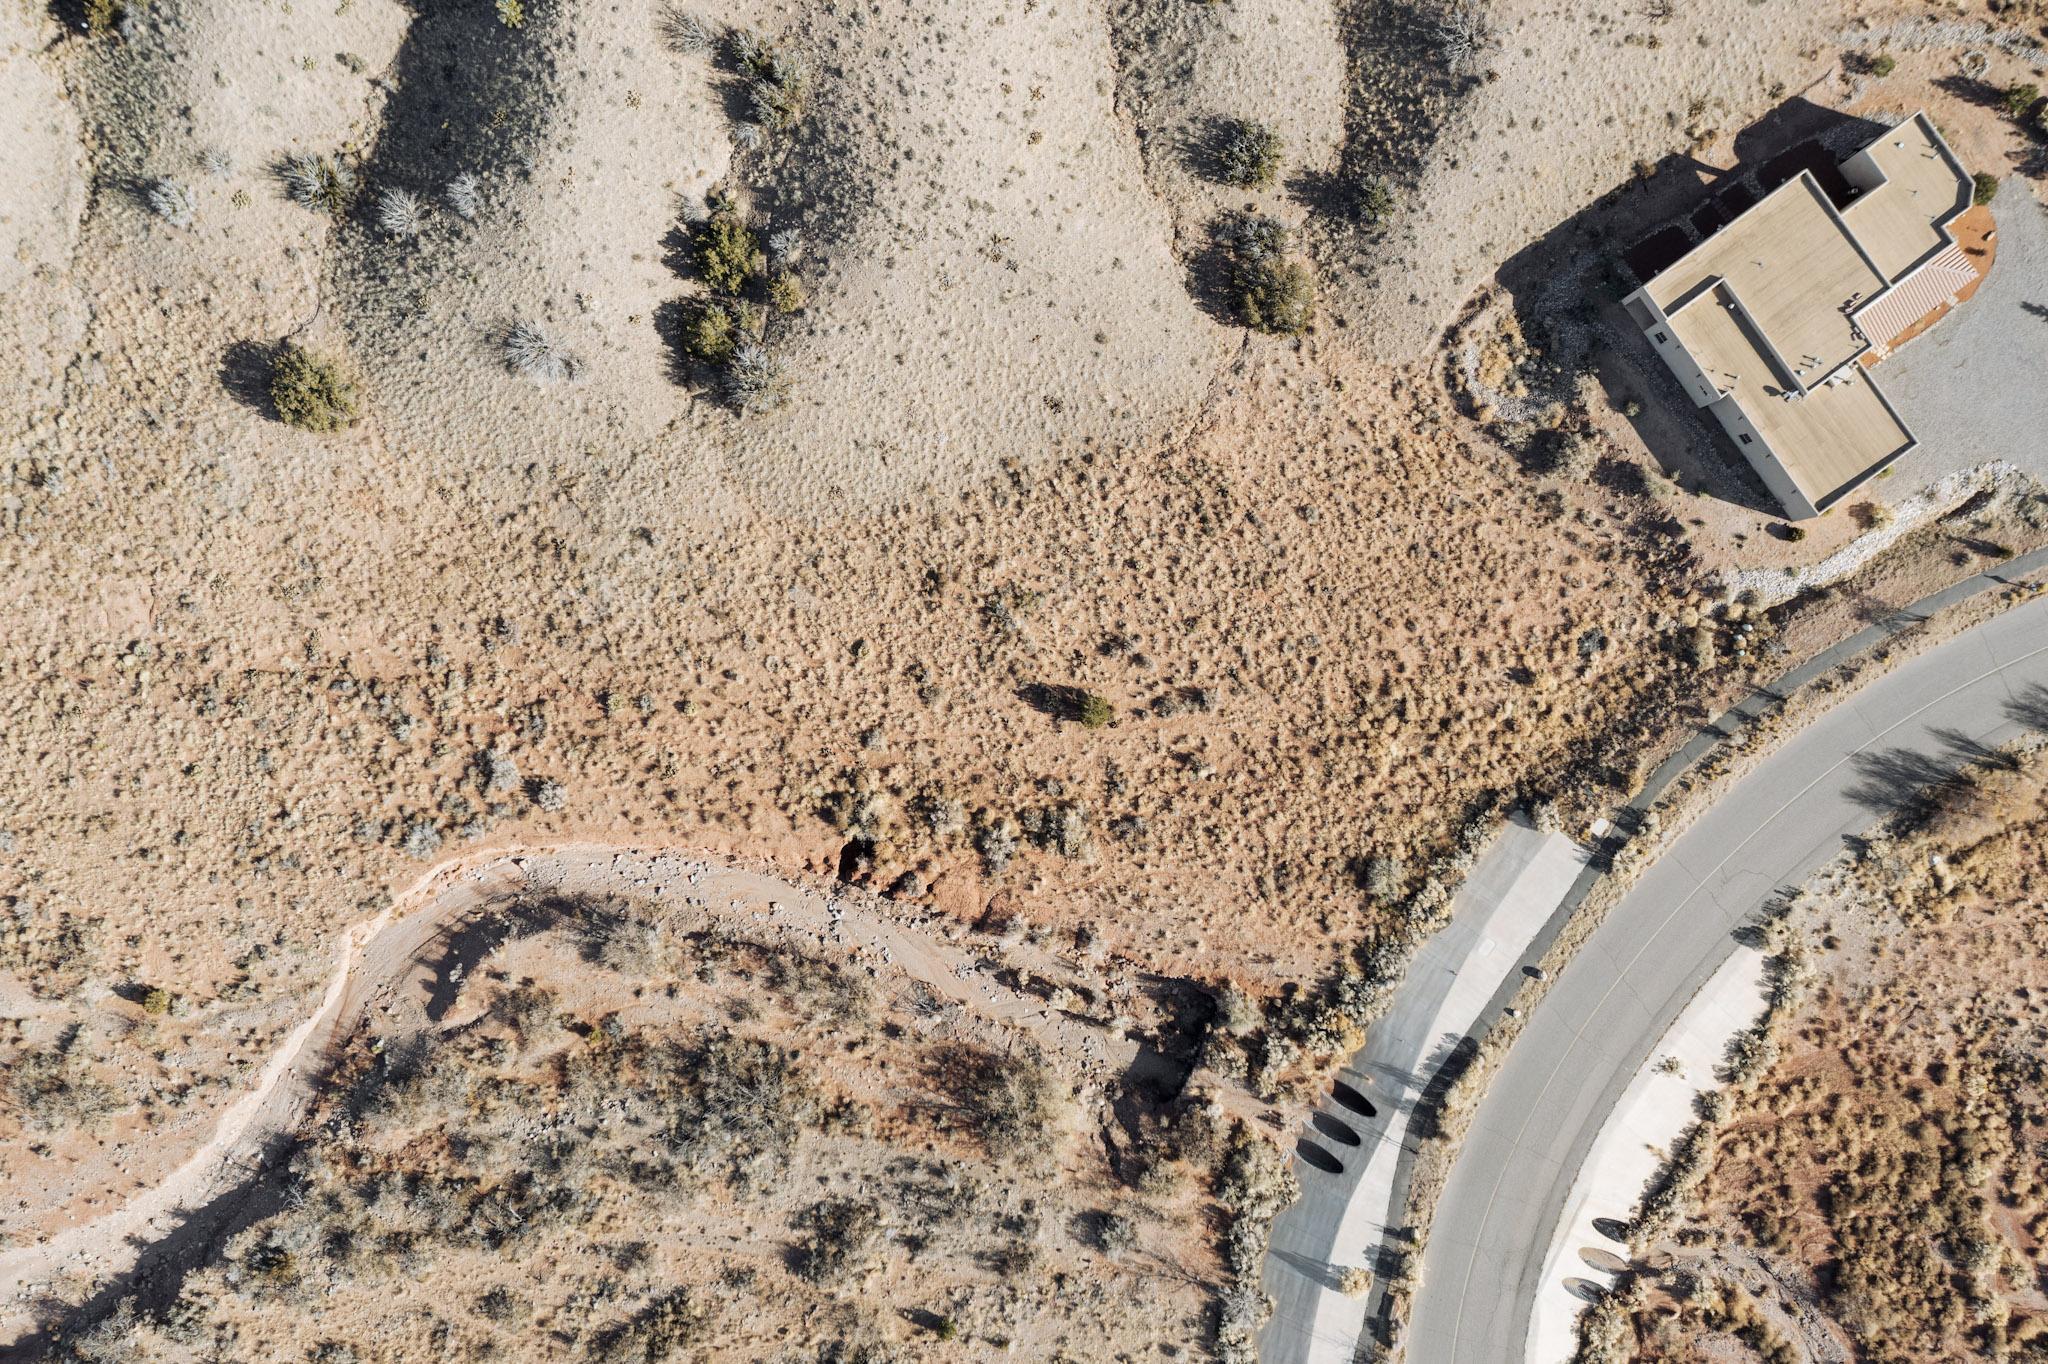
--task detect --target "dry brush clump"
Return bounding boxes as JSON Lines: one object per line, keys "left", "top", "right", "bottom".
{"left": 268, "top": 343, "right": 361, "bottom": 433}
{"left": 41, "top": 900, "right": 1229, "bottom": 1360}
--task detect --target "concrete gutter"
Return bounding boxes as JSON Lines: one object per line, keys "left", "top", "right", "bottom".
{"left": 1522, "top": 947, "right": 1770, "bottom": 1362}
{"left": 1259, "top": 819, "right": 1589, "bottom": 1364}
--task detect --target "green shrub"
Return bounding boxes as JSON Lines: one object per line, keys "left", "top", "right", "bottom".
{"left": 1972, "top": 172, "right": 2000, "bottom": 207}
{"left": 141, "top": 986, "right": 172, "bottom": 1015}
{"left": 2000, "top": 82, "right": 2040, "bottom": 120}
{"left": 1235, "top": 255, "right": 1315, "bottom": 335}
{"left": 694, "top": 213, "right": 764, "bottom": 295}
{"left": 1867, "top": 53, "right": 1895, "bottom": 77}
{"left": 1783, "top": 524, "right": 1806, "bottom": 542}
{"left": 1355, "top": 175, "right": 1396, "bottom": 227}
{"left": 680, "top": 301, "right": 745, "bottom": 366}
{"left": 81, "top": 0, "right": 123, "bottom": 35}
{"left": 269, "top": 343, "right": 360, "bottom": 432}
{"left": 1077, "top": 692, "right": 1113, "bottom": 728}
{"left": 768, "top": 269, "right": 807, "bottom": 314}
{"left": 1216, "top": 120, "right": 1283, "bottom": 189}
{"left": 1218, "top": 213, "right": 1315, "bottom": 334}
{"left": 495, "top": 0, "right": 524, "bottom": 27}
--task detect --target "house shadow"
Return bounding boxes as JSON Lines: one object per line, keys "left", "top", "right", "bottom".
{"left": 1486, "top": 98, "right": 1892, "bottom": 519}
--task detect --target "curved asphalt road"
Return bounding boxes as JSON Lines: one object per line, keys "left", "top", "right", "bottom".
{"left": 1407, "top": 585, "right": 2048, "bottom": 1364}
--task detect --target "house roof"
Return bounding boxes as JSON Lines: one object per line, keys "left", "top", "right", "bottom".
{"left": 1840, "top": 113, "right": 1973, "bottom": 280}
{"left": 1647, "top": 174, "right": 1886, "bottom": 387}
{"left": 1629, "top": 112, "right": 1974, "bottom": 510}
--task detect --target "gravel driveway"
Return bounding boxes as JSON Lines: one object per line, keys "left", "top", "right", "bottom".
{"left": 1879, "top": 184, "right": 2048, "bottom": 490}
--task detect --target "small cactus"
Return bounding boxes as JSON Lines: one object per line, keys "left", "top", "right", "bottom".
{"left": 375, "top": 187, "right": 427, "bottom": 238}
{"left": 445, "top": 172, "right": 482, "bottom": 221}
{"left": 148, "top": 179, "right": 196, "bottom": 228}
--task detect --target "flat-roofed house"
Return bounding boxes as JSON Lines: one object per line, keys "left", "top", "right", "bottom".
{"left": 1622, "top": 113, "right": 1974, "bottom": 519}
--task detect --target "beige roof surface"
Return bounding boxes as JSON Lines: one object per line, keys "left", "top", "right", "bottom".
{"left": 1674, "top": 287, "right": 1911, "bottom": 502}
{"left": 1647, "top": 175, "right": 1886, "bottom": 383}
{"left": 1840, "top": 115, "right": 1971, "bottom": 280}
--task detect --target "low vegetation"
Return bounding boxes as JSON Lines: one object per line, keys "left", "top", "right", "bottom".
{"left": 268, "top": 343, "right": 361, "bottom": 432}
{"left": 1216, "top": 213, "right": 1315, "bottom": 335}
{"left": 38, "top": 896, "right": 1257, "bottom": 1359}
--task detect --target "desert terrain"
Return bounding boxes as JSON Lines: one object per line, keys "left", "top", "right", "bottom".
{"left": 3, "top": 0, "right": 2048, "bottom": 1357}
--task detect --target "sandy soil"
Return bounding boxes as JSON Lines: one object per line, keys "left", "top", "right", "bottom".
{"left": 5, "top": 0, "right": 2048, "bottom": 1355}
{"left": 2, "top": 843, "right": 1201, "bottom": 1350}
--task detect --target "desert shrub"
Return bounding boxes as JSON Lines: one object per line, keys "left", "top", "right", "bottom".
{"left": 1077, "top": 691, "right": 1114, "bottom": 728}
{"left": 375, "top": 187, "right": 426, "bottom": 238}
{"left": 946, "top": 1046, "right": 1058, "bottom": 1157}
{"left": 971, "top": 812, "right": 1021, "bottom": 876}
{"left": 1431, "top": 0, "right": 1490, "bottom": 68}
{"left": 1216, "top": 120, "right": 1283, "bottom": 188}
{"left": 10, "top": 1029, "right": 122, "bottom": 1133}
{"left": 1867, "top": 53, "right": 1896, "bottom": 76}
{"left": 399, "top": 817, "right": 441, "bottom": 858}
{"left": 661, "top": 9, "right": 715, "bottom": 55}
{"left": 79, "top": 0, "right": 126, "bottom": 35}
{"left": 1973, "top": 172, "right": 2001, "bottom": 207}
{"left": 587, "top": 1289, "right": 702, "bottom": 1364}
{"left": 148, "top": 179, "right": 195, "bottom": 228}
{"left": 282, "top": 153, "right": 357, "bottom": 217}
{"left": 1214, "top": 982, "right": 1262, "bottom": 1036}
{"left": 734, "top": 32, "right": 809, "bottom": 131}
{"left": 657, "top": 1030, "right": 814, "bottom": 1184}
{"left": 531, "top": 777, "right": 567, "bottom": 813}
{"left": 269, "top": 343, "right": 361, "bottom": 432}
{"left": 496, "top": 0, "right": 525, "bottom": 28}
{"left": 1021, "top": 801, "right": 1093, "bottom": 858}
{"left": 1534, "top": 428, "right": 1599, "bottom": 479}
{"left": 1362, "top": 854, "right": 1402, "bottom": 904}
{"left": 722, "top": 343, "right": 788, "bottom": 415}
{"left": 2001, "top": 82, "right": 2040, "bottom": 119}
{"left": 1094, "top": 1210, "right": 1139, "bottom": 1259}
{"left": 765, "top": 953, "right": 871, "bottom": 1025}
{"left": 1217, "top": 214, "right": 1314, "bottom": 335}
{"left": 503, "top": 322, "right": 579, "bottom": 383}
{"left": 445, "top": 172, "right": 482, "bottom": 221}
{"left": 792, "top": 1198, "right": 883, "bottom": 1284}
{"left": 694, "top": 213, "right": 765, "bottom": 295}
{"left": 768, "top": 270, "right": 807, "bottom": 314}
{"left": 476, "top": 746, "right": 518, "bottom": 795}
{"left": 1355, "top": 175, "right": 1396, "bottom": 227}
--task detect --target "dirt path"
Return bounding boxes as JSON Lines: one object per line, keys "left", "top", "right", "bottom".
{"left": 0, "top": 843, "right": 1133, "bottom": 1347}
